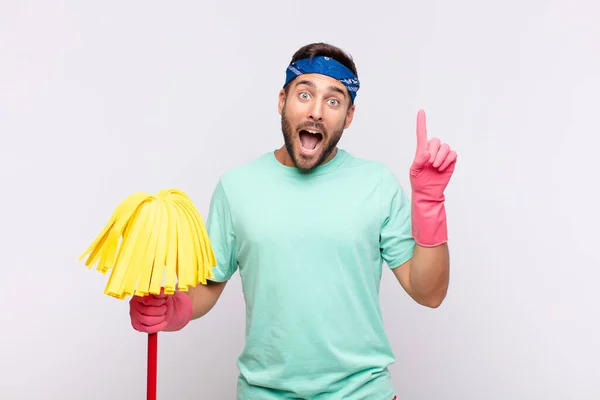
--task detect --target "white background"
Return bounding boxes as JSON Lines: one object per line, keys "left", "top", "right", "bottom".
{"left": 1, "top": 0, "right": 598, "bottom": 399}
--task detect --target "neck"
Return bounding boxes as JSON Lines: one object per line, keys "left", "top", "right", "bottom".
{"left": 274, "top": 146, "right": 294, "bottom": 167}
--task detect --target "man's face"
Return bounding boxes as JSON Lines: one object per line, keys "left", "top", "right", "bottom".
{"left": 278, "top": 73, "right": 355, "bottom": 172}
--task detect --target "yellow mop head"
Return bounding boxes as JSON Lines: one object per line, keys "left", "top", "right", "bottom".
{"left": 78, "top": 188, "right": 216, "bottom": 299}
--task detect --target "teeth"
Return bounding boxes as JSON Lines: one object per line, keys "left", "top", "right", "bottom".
{"left": 307, "top": 130, "right": 320, "bottom": 135}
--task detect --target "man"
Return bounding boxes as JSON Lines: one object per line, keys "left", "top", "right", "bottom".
{"left": 129, "top": 42, "right": 457, "bottom": 399}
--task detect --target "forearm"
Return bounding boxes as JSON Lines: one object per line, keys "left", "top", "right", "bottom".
{"left": 185, "top": 280, "right": 227, "bottom": 320}
{"left": 409, "top": 242, "right": 449, "bottom": 303}
{"left": 396, "top": 109, "right": 456, "bottom": 307}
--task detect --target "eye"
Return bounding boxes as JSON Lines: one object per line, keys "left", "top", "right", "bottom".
{"left": 299, "top": 92, "right": 310, "bottom": 100}
{"left": 327, "top": 99, "right": 339, "bottom": 106}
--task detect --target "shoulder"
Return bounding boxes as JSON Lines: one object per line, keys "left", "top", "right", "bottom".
{"left": 339, "top": 149, "right": 401, "bottom": 184}
{"left": 214, "top": 152, "right": 273, "bottom": 193}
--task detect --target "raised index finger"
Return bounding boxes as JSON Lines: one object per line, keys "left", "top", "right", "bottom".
{"left": 416, "top": 109, "right": 428, "bottom": 154}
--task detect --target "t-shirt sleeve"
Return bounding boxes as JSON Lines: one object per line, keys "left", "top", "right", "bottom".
{"left": 379, "top": 166, "right": 415, "bottom": 269}
{"left": 205, "top": 179, "right": 238, "bottom": 282}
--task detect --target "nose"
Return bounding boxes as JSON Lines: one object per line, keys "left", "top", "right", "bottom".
{"left": 308, "top": 101, "right": 323, "bottom": 121}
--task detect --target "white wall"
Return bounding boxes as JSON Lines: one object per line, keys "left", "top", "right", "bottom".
{"left": 1, "top": 0, "right": 598, "bottom": 399}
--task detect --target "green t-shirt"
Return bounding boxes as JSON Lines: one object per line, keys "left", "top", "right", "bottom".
{"left": 205, "top": 148, "right": 415, "bottom": 399}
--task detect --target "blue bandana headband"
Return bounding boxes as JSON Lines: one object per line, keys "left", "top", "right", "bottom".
{"left": 283, "top": 56, "right": 360, "bottom": 103}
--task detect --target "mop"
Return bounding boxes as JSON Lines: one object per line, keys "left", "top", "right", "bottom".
{"left": 78, "top": 188, "right": 216, "bottom": 399}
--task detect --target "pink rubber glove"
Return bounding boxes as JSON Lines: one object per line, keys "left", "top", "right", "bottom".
{"left": 409, "top": 110, "right": 457, "bottom": 247}
{"left": 129, "top": 289, "right": 193, "bottom": 334}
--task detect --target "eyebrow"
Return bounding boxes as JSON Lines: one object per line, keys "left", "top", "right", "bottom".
{"left": 295, "top": 79, "right": 347, "bottom": 98}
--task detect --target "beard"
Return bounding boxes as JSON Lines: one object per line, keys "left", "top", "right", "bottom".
{"left": 280, "top": 105, "right": 345, "bottom": 173}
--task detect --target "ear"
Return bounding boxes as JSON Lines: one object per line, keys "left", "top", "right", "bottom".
{"left": 344, "top": 104, "right": 356, "bottom": 129}
{"left": 278, "top": 89, "right": 286, "bottom": 115}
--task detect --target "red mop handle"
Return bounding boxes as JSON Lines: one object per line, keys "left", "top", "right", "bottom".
{"left": 147, "top": 332, "right": 158, "bottom": 400}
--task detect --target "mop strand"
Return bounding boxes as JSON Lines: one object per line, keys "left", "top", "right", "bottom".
{"left": 78, "top": 188, "right": 217, "bottom": 299}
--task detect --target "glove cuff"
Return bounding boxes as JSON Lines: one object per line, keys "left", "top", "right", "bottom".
{"left": 411, "top": 196, "right": 448, "bottom": 247}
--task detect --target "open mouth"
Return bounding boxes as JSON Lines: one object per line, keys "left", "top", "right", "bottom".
{"left": 298, "top": 129, "right": 323, "bottom": 155}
